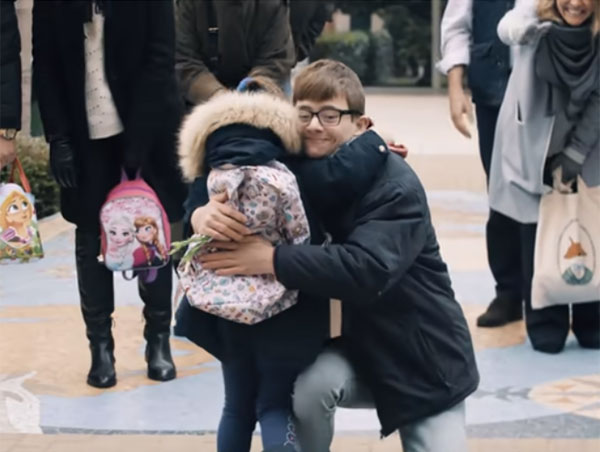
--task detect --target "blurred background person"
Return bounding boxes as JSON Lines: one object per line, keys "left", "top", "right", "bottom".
{"left": 489, "top": 0, "right": 599, "bottom": 353}
{"left": 32, "top": 0, "right": 186, "bottom": 388}
{"left": 289, "top": 0, "right": 335, "bottom": 64}
{"left": 175, "top": 0, "right": 295, "bottom": 105}
{"left": 437, "top": 0, "right": 524, "bottom": 328}
{"left": 0, "top": 0, "right": 21, "bottom": 170}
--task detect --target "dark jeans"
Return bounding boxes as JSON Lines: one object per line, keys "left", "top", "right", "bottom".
{"left": 520, "top": 223, "right": 600, "bottom": 349}
{"left": 217, "top": 353, "right": 298, "bottom": 451}
{"left": 476, "top": 104, "right": 523, "bottom": 301}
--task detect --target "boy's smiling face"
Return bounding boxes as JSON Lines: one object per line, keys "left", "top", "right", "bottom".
{"left": 296, "top": 96, "right": 369, "bottom": 158}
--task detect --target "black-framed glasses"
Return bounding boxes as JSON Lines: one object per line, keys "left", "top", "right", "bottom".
{"left": 297, "top": 107, "right": 363, "bottom": 127}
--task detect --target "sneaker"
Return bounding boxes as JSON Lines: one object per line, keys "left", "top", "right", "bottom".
{"left": 477, "top": 296, "right": 523, "bottom": 327}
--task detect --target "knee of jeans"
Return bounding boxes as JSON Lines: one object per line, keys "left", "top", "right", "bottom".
{"left": 292, "top": 369, "right": 338, "bottom": 418}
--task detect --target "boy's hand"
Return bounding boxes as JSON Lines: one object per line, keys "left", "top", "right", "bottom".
{"left": 191, "top": 192, "right": 251, "bottom": 241}
{"left": 199, "top": 235, "right": 275, "bottom": 276}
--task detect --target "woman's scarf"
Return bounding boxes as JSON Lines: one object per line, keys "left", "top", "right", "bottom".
{"left": 535, "top": 22, "right": 600, "bottom": 119}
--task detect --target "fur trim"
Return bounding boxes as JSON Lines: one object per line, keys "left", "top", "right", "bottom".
{"left": 178, "top": 91, "right": 302, "bottom": 182}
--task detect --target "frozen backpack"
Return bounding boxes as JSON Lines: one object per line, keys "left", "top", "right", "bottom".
{"left": 99, "top": 171, "right": 170, "bottom": 282}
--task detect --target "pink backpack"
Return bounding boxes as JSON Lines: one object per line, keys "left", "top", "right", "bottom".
{"left": 99, "top": 171, "right": 170, "bottom": 282}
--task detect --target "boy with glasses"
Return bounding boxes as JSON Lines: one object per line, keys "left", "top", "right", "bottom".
{"left": 193, "top": 59, "right": 478, "bottom": 451}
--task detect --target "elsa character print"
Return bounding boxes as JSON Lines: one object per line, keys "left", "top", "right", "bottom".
{"left": 132, "top": 216, "right": 167, "bottom": 268}
{"left": 104, "top": 215, "right": 135, "bottom": 270}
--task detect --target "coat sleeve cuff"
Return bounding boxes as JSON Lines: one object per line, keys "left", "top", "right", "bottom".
{"left": 436, "top": 49, "right": 470, "bottom": 75}
{"left": 187, "top": 73, "right": 226, "bottom": 105}
{"left": 563, "top": 146, "right": 587, "bottom": 165}
{"left": 273, "top": 245, "right": 288, "bottom": 287}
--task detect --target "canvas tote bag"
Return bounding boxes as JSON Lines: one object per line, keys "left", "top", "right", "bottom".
{"left": 532, "top": 175, "right": 600, "bottom": 309}
{"left": 0, "top": 158, "right": 44, "bottom": 263}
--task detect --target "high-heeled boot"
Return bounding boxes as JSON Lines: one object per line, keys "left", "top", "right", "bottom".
{"left": 139, "top": 264, "right": 176, "bottom": 381}
{"left": 76, "top": 229, "right": 117, "bottom": 388}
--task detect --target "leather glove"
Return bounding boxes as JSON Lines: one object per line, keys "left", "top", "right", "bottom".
{"left": 49, "top": 137, "right": 77, "bottom": 188}
{"left": 550, "top": 152, "right": 582, "bottom": 184}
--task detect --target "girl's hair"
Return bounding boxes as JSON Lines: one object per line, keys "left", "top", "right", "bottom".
{"left": 134, "top": 216, "right": 167, "bottom": 259}
{"left": 538, "top": 0, "right": 600, "bottom": 34}
{"left": 0, "top": 191, "right": 32, "bottom": 230}
{"left": 108, "top": 215, "right": 133, "bottom": 229}
{"left": 107, "top": 216, "right": 134, "bottom": 242}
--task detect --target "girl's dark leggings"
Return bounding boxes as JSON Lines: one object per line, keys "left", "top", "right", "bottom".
{"left": 217, "top": 354, "right": 299, "bottom": 451}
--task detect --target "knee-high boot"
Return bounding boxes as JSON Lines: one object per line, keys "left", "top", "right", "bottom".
{"left": 138, "top": 263, "right": 176, "bottom": 381}
{"left": 75, "top": 229, "right": 116, "bottom": 388}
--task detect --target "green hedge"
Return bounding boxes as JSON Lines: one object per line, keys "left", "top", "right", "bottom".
{"left": 310, "top": 31, "right": 371, "bottom": 80}
{"left": 6, "top": 136, "right": 60, "bottom": 219}
{"left": 368, "top": 29, "right": 394, "bottom": 85}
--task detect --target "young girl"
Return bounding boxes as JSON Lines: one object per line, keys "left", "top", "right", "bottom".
{"left": 490, "top": 0, "right": 599, "bottom": 353}
{"left": 133, "top": 216, "right": 168, "bottom": 268}
{"left": 176, "top": 77, "right": 329, "bottom": 452}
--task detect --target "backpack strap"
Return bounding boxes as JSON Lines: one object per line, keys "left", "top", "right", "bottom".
{"left": 122, "top": 269, "right": 158, "bottom": 284}
{"left": 205, "top": 0, "right": 219, "bottom": 73}
{"left": 121, "top": 168, "right": 142, "bottom": 182}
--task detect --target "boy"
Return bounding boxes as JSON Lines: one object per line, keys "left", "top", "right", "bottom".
{"left": 196, "top": 60, "right": 479, "bottom": 451}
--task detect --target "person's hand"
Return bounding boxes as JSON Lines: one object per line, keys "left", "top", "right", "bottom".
{"left": 447, "top": 66, "right": 474, "bottom": 139}
{"left": 0, "top": 138, "right": 17, "bottom": 170}
{"left": 550, "top": 153, "right": 582, "bottom": 184}
{"left": 448, "top": 85, "right": 474, "bottom": 138}
{"left": 190, "top": 192, "right": 251, "bottom": 241}
{"left": 510, "top": 20, "right": 552, "bottom": 45}
{"left": 49, "top": 137, "right": 77, "bottom": 188}
{"left": 199, "top": 235, "right": 275, "bottom": 276}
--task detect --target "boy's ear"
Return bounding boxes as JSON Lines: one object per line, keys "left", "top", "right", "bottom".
{"left": 356, "top": 115, "right": 372, "bottom": 132}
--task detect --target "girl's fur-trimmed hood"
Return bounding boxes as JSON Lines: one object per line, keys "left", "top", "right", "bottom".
{"left": 178, "top": 91, "right": 302, "bottom": 182}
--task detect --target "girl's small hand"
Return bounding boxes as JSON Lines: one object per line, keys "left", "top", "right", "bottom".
{"left": 199, "top": 235, "right": 275, "bottom": 276}
{"left": 191, "top": 192, "right": 251, "bottom": 241}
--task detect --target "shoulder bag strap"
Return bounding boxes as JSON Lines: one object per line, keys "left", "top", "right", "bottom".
{"left": 8, "top": 158, "right": 32, "bottom": 193}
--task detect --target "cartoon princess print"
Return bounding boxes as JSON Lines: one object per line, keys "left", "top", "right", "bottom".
{"left": 132, "top": 216, "right": 167, "bottom": 268}
{"left": 104, "top": 215, "right": 135, "bottom": 270}
{"left": 0, "top": 184, "right": 36, "bottom": 250}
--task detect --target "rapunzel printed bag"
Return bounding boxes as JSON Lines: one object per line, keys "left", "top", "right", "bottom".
{"left": 0, "top": 159, "right": 44, "bottom": 263}
{"left": 99, "top": 171, "right": 170, "bottom": 282}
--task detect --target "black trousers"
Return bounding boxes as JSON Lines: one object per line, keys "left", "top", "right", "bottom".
{"left": 69, "top": 136, "right": 172, "bottom": 339}
{"left": 520, "top": 223, "right": 600, "bottom": 346}
{"left": 475, "top": 104, "right": 523, "bottom": 301}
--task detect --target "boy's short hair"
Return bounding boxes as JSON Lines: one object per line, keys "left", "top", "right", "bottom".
{"left": 293, "top": 59, "right": 365, "bottom": 115}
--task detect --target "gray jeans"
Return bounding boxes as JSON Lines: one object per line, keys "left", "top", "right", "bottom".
{"left": 292, "top": 345, "right": 468, "bottom": 452}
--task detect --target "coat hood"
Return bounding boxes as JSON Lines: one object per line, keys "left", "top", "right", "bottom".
{"left": 178, "top": 91, "right": 302, "bottom": 182}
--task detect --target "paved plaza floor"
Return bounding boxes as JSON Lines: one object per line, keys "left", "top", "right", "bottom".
{"left": 1, "top": 92, "right": 598, "bottom": 451}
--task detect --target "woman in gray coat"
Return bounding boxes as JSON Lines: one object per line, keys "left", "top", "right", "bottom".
{"left": 489, "top": 0, "right": 599, "bottom": 353}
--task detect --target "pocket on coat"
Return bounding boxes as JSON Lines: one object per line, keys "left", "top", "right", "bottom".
{"left": 415, "top": 328, "right": 452, "bottom": 388}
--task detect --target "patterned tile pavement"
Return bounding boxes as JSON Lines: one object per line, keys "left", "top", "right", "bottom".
{"left": 1, "top": 94, "right": 599, "bottom": 451}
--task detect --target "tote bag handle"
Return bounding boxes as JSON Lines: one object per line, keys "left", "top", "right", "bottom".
{"left": 8, "top": 158, "right": 32, "bottom": 193}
